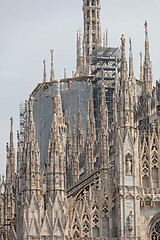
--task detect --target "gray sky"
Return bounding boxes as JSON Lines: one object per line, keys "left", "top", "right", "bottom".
{"left": 0, "top": 0, "right": 160, "bottom": 175}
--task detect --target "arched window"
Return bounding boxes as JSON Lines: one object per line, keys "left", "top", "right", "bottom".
{"left": 92, "top": 9, "right": 95, "bottom": 18}
{"left": 97, "top": 10, "right": 99, "bottom": 19}
{"left": 92, "top": 21, "right": 95, "bottom": 30}
{"left": 92, "top": 34, "right": 95, "bottom": 43}
{"left": 102, "top": 216, "right": 109, "bottom": 237}
{"left": 143, "top": 175, "right": 149, "bottom": 188}
{"left": 87, "top": 0, "right": 90, "bottom": 6}
{"left": 93, "top": 226, "right": 99, "bottom": 237}
{"left": 92, "top": 0, "right": 95, "bottom": 6}
{"left": 152, "top": 167, "right": 158, "bottom": 188}
{"left": 87, "top": 48, "right": 90, "bottom": 56}
{"left": 87, "top": 10, "right": 90, "bottom": 18}
{"left": 151, "top": 220, "right": 160, "bottom": 239}
{"left": 73, "top": 231, "right": 80, "bottom": 238}
{"left": 87, "top": 34, "right": 89, "bottom": 44}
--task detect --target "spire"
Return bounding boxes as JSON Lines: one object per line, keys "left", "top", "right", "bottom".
{"left": 64, "top": 66, "right": 67, "bottom": 79}
{"left": 24, "top": 100, "right": 29, "bottom": 143}
{"left": 66, "top": 109, "right": 72, "bottom": 161}
{"left": 115, "top": 55, "right": 119, "bottom": 93}
{"left": 78, "top": 96, "right": 82, "bottom": 131}
{"left": 77, "top": 96, "right": 84, "bottom": 153}
{"left": 72, "top": 115, "right": 77, "bottom": 154}
{"left": 29, "top": 96, "right": 36, "bottom": 142}
{"left": 50, "top": 49, "right": 55, "bottom": 81}
{"left": 143, "top": 21, "right": 153, "bottom": 94}
{"left": 79, "top": 28, "right": 82, "bottom": 57}
{"left": 77, "top": 30, "right": 81, "bottom": 60}
{"left": 9, "top": 117, "right": 15, "bottom": 182}
{"left": 86, "top": 100, "right": 91, "bottom": 140}
{"left": 17, "top": 130, "right": 21, "bottom": 177}
{"left": 83, "top": 36, "right": 87, "bottom": 74}
{"left": 121, "top": 35, "right": 126, "bottom": 63}
{"left": 129, "top": 38, "right": 134, "bottom": 78}
{"left": 144, "top": 21, "right": 150, "bottom": 63}
{"left": 99, "top": 72, "right": 109, "bottom": 168}
{"left": 85, "top": 100, "right": 94, "bottom": 173}
{"left": 89, "top": 85, "right": 96, "bottom": 142}
{"left": 10, "top": 117, "right": 14, "bottom": 148}
{"left": 100, "top": 75, "right": 108, "bottom": 130}
{"left": 83, "top": 0, "right": 101, "bottom": 74}
{"left": 121, "top": 35, "right": 127, "bottom": 81}
{"left": 43, "top": 59, "right": 47, "bottom": 83}
{"left": 72, "top": 115, "right": 79, "bottom": 182}
{"left": 103, "top": 32, "right": 106, "bottom": 48}
{"left": 140, "top": 52, "right": 143, "bottom": 81}
{"left": 6, "top": 142, "right": 10, "bottom": 182}
{"left": 47, "top": 87, "right": 67, "bottom": 201}
{"left": 77, "top": 31, "right": 79, "bottom": 62}
{"left": 106, "top": 28, "right": 108, "bottom": 48}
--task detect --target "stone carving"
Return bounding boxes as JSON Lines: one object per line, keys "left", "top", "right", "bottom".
{"left": 126, "top": 154, "right": 132, "bottom": 175}
{"left": 127, "top": 211, "right": 134, "bottom": 232}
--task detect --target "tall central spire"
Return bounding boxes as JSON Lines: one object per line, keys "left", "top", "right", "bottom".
{"left": 83, "top": 0, "right": 101, "bottom": 75}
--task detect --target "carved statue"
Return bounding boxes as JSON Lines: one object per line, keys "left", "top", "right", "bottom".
{"left": 127, "top": 211, "right": 134, "bottom": 232}
{"left": 126, "top": 159, "right": 132, "bottom": 175}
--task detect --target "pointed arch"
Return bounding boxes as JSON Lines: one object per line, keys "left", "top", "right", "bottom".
{"left": 148, "top": 211, "right": 160, "bottom": 239}
{"left": 81, "top": 200, "right": 90, "bottom": 237}
{"left": 71, "top": 209, "right": 81, "bottom": 238}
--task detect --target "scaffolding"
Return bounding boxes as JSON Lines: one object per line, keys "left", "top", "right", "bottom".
{"left": 91, "top": 47, "right": 121, "bottom": 130}
{"left": 19, "top": 102, "right": 26, "bottom": 145}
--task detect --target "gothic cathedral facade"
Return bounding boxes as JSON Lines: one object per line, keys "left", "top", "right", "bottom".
{"left": 1, "top": 0, "right": 160, "bottom": 239}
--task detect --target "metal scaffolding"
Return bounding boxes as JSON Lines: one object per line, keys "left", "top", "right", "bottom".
{"left": 91, "top": 47, "right": 121, "bottom": 130}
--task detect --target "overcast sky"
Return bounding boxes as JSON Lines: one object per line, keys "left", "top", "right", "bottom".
{"left": 0, "top": 0, "right": 160, "bottom": 176}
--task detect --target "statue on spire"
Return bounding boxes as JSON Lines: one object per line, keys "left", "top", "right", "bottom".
{"left": 50, "top": 49, "right": 55, "bottom": 81}
{"left": 129, "top": 38, "right": 132, "bottom": 52}
{"left": 10, "top": 117, "right": 13, "bottom": 129}
{"left": 43, "top": 59, "right": 47, "bottom": 83}
{"left": 144, "top": 21, "right": 148, "bottom": 36}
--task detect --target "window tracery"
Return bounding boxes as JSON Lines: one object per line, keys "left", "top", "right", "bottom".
{"left": 82, "top": 210, "right": 90, "bottom": 237}
{"left": 151, "top": 220, "right": 160, "bottom": 239}
{"left": 152, "top": 154, "right": 158, "bottom": 166}
{"left": 72, "top": 217, "right": 80, "bottom": 238}
{"left": 92, "top": 203, "right": 99, "bottom": 226}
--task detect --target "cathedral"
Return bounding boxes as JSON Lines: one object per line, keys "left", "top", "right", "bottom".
{"left": 1, "top": 0, "right": 160, "bottom": 239}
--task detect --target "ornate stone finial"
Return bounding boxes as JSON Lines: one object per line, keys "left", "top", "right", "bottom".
{"left": 6, "top": 142, "right": 9, "bottom": 153}
{"left": 10, "top": 117, "right": 14, "bottom": 148}
{"left": 121, "top": 34, "right": 125, "bottom": 48}
{"left": 2, "top": 175, "right": 5, "bottom": 185}
{"left": 103, "top": 32, "right": 106, "bottom": 48}
{"left": 129, "top": 38, "right": 132, "bottom": 52}
{"left": 17, "top": 130, "right": 19, "bottom": 141}
{"left": 68, "top": 108, "right": 70, "bottom": 123}
{"left": 43, "top": 59, "right": 47, "bottom": 83}
{"left": 106, "top": 28, "right": 108, "bottom": 48}
{"left": 73, "top": 115, "right": 76, "bottom": 131}
{"left": 10, "top": 117, "right": 13, "bottom": 129}
{"left": 64, "top": 66, "right": 67, "bottom": 79}
{"left": 129, "top": 38, "right": 134, "bottom": 78}
{"left": 50, "top": 49, "right": 55, "bottom": 81}
{"left": 144, "top": 21, "right": 148, "bottom": 36}
{"left": 140, "top": 52, "right": 143, "bottom": 80}
{"left": 17, "top": 130, "right": 20, "bottom": 147}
